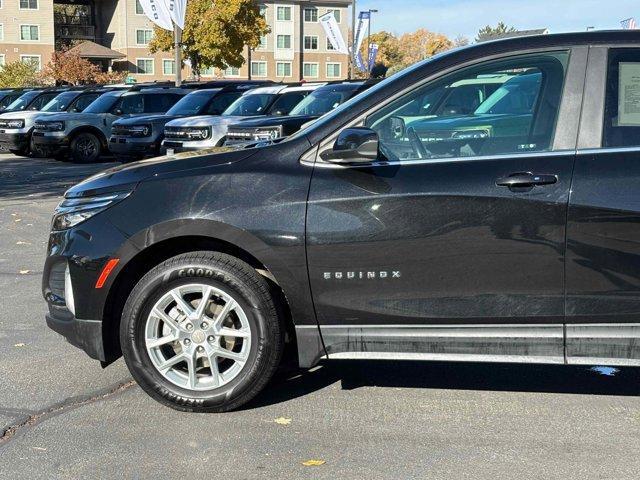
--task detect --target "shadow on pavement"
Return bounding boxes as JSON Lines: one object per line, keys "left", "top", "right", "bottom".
{"left": 246, "top": 360, "right": 640, "bottom": 409}
{"left": 0, "top": 155, "right": 117, "bottom": 200}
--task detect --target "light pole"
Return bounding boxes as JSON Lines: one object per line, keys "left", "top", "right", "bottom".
{"left": 366, "top": 9, "right": 378, "bottom": 77}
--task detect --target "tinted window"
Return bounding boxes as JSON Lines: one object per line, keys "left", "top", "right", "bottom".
{"left": 603, "top": 49, "right": 640, "bottom": 148}
{"left": 205, "top": 92, "right": 242, "bottom": 115}
{"left": 289, "top": 86, "right": 358, "bottom": 116}
{"left": 268, "top": 92, "right": 308, "bottom": 115}
{"left": 167, "top": 90, "right": 222, "bottom": 116}
{"left": 6, "top": 91, "right": 41, "bottom": 111}
{"left": 71, "top": 93, "right": 101, "bottom": 112}
{"left": 0, "top": 94, "right": 19, "bottom": 110}
{"left": 143, "top": 93, "right": 183, "bottom": 113}
{"left": 116, "top": 94, "right": 144, "bottom": 114}
{"left": 223, "top": 94, "right": 276, "bottom": 116}
{"left": 366, "top": 52, "right": 568, "bottom": 161}
{"left": 83, "top": 92, "right": 122, "bottom": 113}
{"left": 27, "top": 92, "right": 59, "bottom": 111}
{"left": 41, "top": 92, "right": 80, "bottom": 112}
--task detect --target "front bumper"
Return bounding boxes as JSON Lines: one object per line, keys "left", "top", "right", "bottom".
{"left": 109, "top": 135, "right": 160, "bottom": 157}
{"left": 0, "top": 131, "right": 30, "bottom": 151}
{"left": 162, "top": 138, "right": 216, "bottom": 153}
{"left": 46, "top": 308, "right": 106, "bottom": 361}
{"left": 31, "top": 131, "right": 69, "bottom": 155}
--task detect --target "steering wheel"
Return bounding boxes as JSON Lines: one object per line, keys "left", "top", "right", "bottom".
{"left": 406, "top": 126, "right": 429, "bottom": 159}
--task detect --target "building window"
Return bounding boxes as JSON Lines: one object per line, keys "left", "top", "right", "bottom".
{"left": 326, "top": 38, "right": 335, "bottom": 51}
{"left": 0, "top": 24, "right": 3, "bottom": 41}
{"left": 20, "top": 25, "right": 39, "bottom": 41}
{"left": 224, "top": 66, "right": 240, "bottom": 77}
{"left": 20, "top": 55, "right": 41, "bottom": 71}
{"left": 257, "top": 35, "right": 267, "bottom": 49}
{"left": 163, "top": 59, "right": 175, "bottom": 75}
{"left": 326, "top": 63, "right": 341, "bottom": 78}
{"left": 304, "top": 8, "right": 318, "bottom": 22}
{"left": 304, "top": 36, "right": 318, "bottom": 50}
{"left": 20, "top": 0, "right": 37, "bottom": 9}
{"left": 251, "top": 61, "right": 267, "bottom": 77}
{"left": 303, "top": 63, "right": 318, "bottom": 78}
{"left": 259, "top": 5, "right": 267, "bottom": 17}
{"left": 276, "top": 6, "right": 291, "bottom": 21}
{"left": 136, "top": 29, "right": 153, "bottom": 45}
{"left": 276, "top": 35, "right": 291, "bottom": 49}
{"left": 136, "top": 58, "right": 154, "bottom": 75}
{"left": 135, "top": 0, "right": 144, "bottom": 15}
{"left": 201, "top": 66, "right": 215, "bottom": 77}
{"left": 276, "top": 62, "right": 292, "bottom": 78}
{"left": 327, "top": 9, "right": 341, "bottom": 22}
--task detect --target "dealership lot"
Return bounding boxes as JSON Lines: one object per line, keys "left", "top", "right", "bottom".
{"left": 2, "top": 154, "right": 640, "bottom": 479}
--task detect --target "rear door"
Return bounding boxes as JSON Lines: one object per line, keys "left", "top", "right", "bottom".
{"left": 306, "top": 47, "right": 587, "bottom": 361}
{"left": 566, "top": 46, "right": 640, "bottom": 365}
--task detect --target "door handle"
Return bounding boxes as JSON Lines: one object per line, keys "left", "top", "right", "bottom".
{"left": 496, "top": 172, "right": 558, "bottom": 189}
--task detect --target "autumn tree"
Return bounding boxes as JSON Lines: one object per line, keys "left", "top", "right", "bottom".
{"left": 0, "top": 61, "right": 42, "bottom": 88}
{"left": 149, "top": 0, "right": 270, "bottom": 78}
{"left": 41, "top": 50, "right": 126, "bottom": 85}
{"left": 476, "top": 22, "right": 517, "bottom": 42}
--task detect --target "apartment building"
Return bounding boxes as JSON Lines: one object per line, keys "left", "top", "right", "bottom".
{"left": 0, "top": 0, "right": 351, "bottom": 82}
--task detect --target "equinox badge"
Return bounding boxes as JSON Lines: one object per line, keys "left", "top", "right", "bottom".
{"left": 323, "top": 271, "right": 401, "bottom": 280}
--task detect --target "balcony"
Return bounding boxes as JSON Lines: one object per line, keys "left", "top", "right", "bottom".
{"left": 54, "top": 14, "right": 96, "bottom": 42}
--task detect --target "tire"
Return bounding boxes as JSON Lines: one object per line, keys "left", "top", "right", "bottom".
{"left": 9, "top": 147, "right": 29, "bottom": 157}
{"left": 70, "top": 132, "right": 101, "bottom": 163}
{"left": 120, "top": 251, "right": 284, "bottom": 412}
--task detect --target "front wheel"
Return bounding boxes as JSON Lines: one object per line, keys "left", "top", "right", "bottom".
{"left": 120, "top": 251, "right": 284, "bottom": 412}
{"left": 70, "top": 132, "right": 101, "bottom": 163}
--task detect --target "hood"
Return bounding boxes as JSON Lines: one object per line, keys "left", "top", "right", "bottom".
{"left": 114, "top": 114, "right": 180, "bottom": 126}
{"left": 0, "top": 110, "right": 51, "bottom": 120}
{"left": 65, "top": 146, "right": 259, "bottom": 198}
{"left": 40, "top": 112, "right": 101, "bottom": 123}
{"left": 230, "top": 114, "right": 318, "bottom": 129}
{"left": 166, "top": 115, "right": 247, "bottom": 128}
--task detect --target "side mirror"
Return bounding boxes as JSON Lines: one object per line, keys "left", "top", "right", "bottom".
{"left": 320, "top": 127, "right": 379, "bottom": 164}
{"left": 113, "top": 108, "right": 123, "bottom": 116}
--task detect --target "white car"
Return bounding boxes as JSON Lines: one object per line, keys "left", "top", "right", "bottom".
{"left": 162, "top": 83, "right": 326, "bottom": 154}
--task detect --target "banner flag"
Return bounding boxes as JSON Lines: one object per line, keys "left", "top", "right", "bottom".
{"left": 353, "top": 11, "right": 370, "bottom": 72}
{"left": 169, "top": 0, "right": 187, "bottom": 30}
{"left": 138, "top": 0, "right": 173, "bottom": 31}
{"left": 368, "top": 43, "right": 379, "bottom": 70}
{"left": 320, "top": 12, "right": 348, "bottom": 54}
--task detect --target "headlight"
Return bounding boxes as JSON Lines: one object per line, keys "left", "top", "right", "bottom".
{"left": 186, "top": 127, "right": 210, "bottom": 140}
{"left": 253, "top": 126, "right": 283, "bottom": 141}
{"left": 35, "top": 121, "right": 64, "bottom": 131}
{"left": 452, "top": 129, "right": 490, "bottom": 140}
{"left": 3, "top": 119, "right": 25, "bottom": 129}
{"left": 52, "top": 191, "right": 131, "bottom": 231}
{"left": 129, "top": 125, "right": 152, "bottom": 137}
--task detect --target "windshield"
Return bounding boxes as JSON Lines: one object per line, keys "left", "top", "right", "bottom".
{"left": 83, "top": 92, "right": 122, "bottom": 113}
{"left": 475, "top": 72, "right": 541, "bottom": 115}
{"left": 41, "top": 92, "right": 79, "bottom": 112}
{"left": 6, "top": 91, "right": 40, "bottom": 111}
{"left": 167, "top": 90, "right": 221, "bottom": 116}
{"left": 223, "top": 93, "right": 275, "bottom": 116}
{"left": 289, "top": 87, "right": 358, "bottom": 116}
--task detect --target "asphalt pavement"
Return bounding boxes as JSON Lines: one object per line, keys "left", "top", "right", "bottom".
{"left": 1, "top": 153, "right": 640, "bottom": 479}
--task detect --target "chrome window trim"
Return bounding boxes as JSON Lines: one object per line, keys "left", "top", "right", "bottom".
{"left": 576, "top": 146, "right": 640, "bottom": 155}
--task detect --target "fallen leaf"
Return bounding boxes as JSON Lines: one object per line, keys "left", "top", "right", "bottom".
{"left": 14, "top": 218, "right": 22, "bottom": 222}
{"left": 10, "top": 213, "right": 17, "bottom": 216}
{"left": 19, "top": 269, "right": 30, "bottom": 274}
{"left": 14, "top": 343, "right": 26, "bottom": 347}
{"left": 16, "top": 241, "right": 31, "bottom": 245}
{"left": 32, "top": 447, "right": 46, "bottom": 451}
{"left": 302, "top": 460, "right": 326, "bottom": 467}
{"left": 274, "top": 417, "right": 292, "bottom": 426}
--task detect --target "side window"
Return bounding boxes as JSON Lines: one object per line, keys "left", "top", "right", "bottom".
{"left": 603, "top": 49, "right": 640, "bottom": 148}
{"left": 270, "top": 92, "right": 308, "bottom": 115}
{"left": 366, "top": 51, "right": 569, "bottom": 161}
{"left": 205, "top": 92, "right": 241, "bottom": 115}
{"left": 71, "top": 93, "right": 99, "bottom": 112}
{"left": 144, "top": 93, "right": 182, "bottom": 113}
{"left": 28, "top": 93, "right": 57, "bottom": 110}
{"left": 117, "top": 94, "right": 144, "bottom": 114}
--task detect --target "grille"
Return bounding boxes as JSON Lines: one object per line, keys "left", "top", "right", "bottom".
{"left": 164, "top": 127, "right": 189, "bottom": 139}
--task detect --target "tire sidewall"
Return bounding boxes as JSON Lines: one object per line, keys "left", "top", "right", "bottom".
{"left": 121, "top": 255, "right": 279, "bottom": 411}
{"left": 71, "top": 133, "right": 101, "bottom": 163}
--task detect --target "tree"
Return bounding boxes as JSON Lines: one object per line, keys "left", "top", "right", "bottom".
{"left": 354, "top": 31, "right": 402, "bottom": 78}
{"left": 40, "top": 50, "right": 126, "bottom": 85}
{"left": 476, "top": 22, "right": 517, "bottom": 42}
{"left": 453, "top": 35, "right": 470, "bottom": 48}
{"left": 0, "top": 61, "right": 42, "bottom": 88}
{"left": 394, "top": 29, "right": 453, "bottom": 72}
{"left": 149, "top": 0, "right": 270, "bottom": 78}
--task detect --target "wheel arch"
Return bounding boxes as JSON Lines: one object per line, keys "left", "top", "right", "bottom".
{"left": 101, "top": 226, "right": 298, "bottom": 365}
{"left": 69, "top": 125, "right": 109, "bottom": 150}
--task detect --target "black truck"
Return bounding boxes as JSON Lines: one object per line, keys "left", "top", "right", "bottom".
{"left": 43, "top": 31, "right": 640, "bottom": 412}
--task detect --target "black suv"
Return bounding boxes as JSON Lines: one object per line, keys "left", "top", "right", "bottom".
{"left": 43, "top": 31, "right": 640, "bottom": 412}
{"left": 109, "top": 82, "right": 272, "bottom": 161}
{"left": 224, "top": 81, "right": 376, "bottom": 145}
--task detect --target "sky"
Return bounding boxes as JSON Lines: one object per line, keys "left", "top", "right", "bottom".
{"left": 355, "top": 0, "right": 640, "bottom": 40}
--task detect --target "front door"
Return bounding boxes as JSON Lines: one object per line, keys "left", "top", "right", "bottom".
{"left": 306, "top": 48, "right": 586, "bottom": 361}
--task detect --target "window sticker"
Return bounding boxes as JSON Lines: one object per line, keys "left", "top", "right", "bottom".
{"left": 618, "top": 62, "right": 640, "bottom": 126}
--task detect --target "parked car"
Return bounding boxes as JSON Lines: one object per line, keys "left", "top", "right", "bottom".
{"left": 0, "top": 88, "right": 70, "bottom": 155}
{"left": 109, "top": 82, "right": 271, "bottom": 161}
{"left": 162, "top": 83, "right": 325, "bottom": 154}
{"left": 0, "top": 88, "right": 109, "bottom": 158}
{"left": 224, "top": 81, "right": 376, "bottom": 146}
{"left": 43, "top": 31, "right": 640, "bottom": 413}
{"left": 0, "top": 89, "right": 30, "bottom": 113}
{"left": 32, "top": 87, "right": 188, "bottom": 163}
